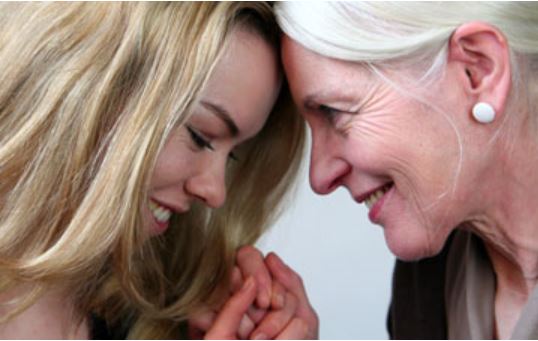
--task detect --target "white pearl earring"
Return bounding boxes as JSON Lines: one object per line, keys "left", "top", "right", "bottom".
{"left": 472, "top": 102, "right": 496, "bottom": 124}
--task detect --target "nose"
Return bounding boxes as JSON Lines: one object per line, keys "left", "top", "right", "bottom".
{"left": 185, "top": 159, "right": 227, "bottom": 209}
{"left": 309, "top": 130, "right": 351, "bottom": 195}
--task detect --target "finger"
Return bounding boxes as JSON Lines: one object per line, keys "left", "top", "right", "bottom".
{"left": 266, "top": 252, "right": 319, "bottom": 339}
{"left": 205, "top": 277, "right": 257, "bottom": 339}
{"left": 249, "top": 291, "right": 298, "bottom": 340}
{"left": 236, "top": 246, "right": 272, "bottom": 309}
{"left": 265, "top": 253, "right": 309, "bottom": 304}
{"left": 189, "top": 310, "right": 217, "bottom": 332}
{"left": 231, "top": 266, "right": 244, "bottom": 293}
{"left": 271, "top": 280, "right": 286, "bottom": 310}
{"left": 237, "top": 314, "right": 255, "bottom": 340}
{"left": 275, "top": 318, "right": 308, "bottom": 340}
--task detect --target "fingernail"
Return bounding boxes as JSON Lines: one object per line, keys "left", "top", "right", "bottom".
{"left": 252, "top": 332, "right": 267, "bottom": 340}
{"left": 242, "top": 277, "right": 254, "bottom": 292}
{"left": 256, "top": 285, "right": 271, "bottom": 308}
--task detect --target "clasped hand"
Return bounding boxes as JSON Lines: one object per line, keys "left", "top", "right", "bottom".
{"left": 189, "top": 246, "right": 319, "bottom": 339}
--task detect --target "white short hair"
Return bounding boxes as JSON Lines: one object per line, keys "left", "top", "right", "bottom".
{"left": 276, "top": 2, "right": 538, "bottom": 62}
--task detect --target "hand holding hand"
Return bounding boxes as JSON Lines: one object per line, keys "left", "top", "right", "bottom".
{"left": 188, "top": 246, "right": 319, "bottom": 339}
{"left": 249, "top": 252, "right": 319, "bottom": 339}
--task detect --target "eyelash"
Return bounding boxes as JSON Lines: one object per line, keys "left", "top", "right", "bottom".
{"left": 186, "top": 126, "right": 238, "bottom": 161}
{"left": 318, "top": 104, "right": 342, "bottom": 123}
{"left": 187, "top": 126, "right": 213, "bottom": 151}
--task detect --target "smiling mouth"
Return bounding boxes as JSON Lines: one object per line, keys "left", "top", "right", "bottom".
{"left": 364, "top": 183, "right": 393, "bottom": 210}
{"left": 149, "top": 200, "right": 172, "bottom": 225}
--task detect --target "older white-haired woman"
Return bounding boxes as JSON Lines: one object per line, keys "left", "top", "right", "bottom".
{"left": 276, "top": 2, "right": 538, "bottom": 339}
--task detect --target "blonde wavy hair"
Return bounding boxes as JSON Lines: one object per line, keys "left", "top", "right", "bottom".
{"left": 0, "top": 2, "right": 305, "bottom": 338}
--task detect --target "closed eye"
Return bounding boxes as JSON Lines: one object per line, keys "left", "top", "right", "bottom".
{"left": 318, "top": 104, "right": 342, "bottom": 124}
{"left": 186, "top": 126, "right": 214, "bottom": 151}
{"left": 187, "top": 125, "right": 238, "bottom": 161}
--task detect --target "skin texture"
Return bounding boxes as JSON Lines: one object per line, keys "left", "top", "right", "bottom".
{"left": 281, "top": 36, "right": 465, "bottom": 261}
{"left": 144, "top": 27, "right": 280, "bottom": 236}
{"left": 280, "top": 22, "right": 513, "bottom": 262}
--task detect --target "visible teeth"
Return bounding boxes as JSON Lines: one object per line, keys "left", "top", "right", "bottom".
{"left": 149, "top": 200, "right": 172, "bottom": 223}
{"left": 364, "top": 186, "right": 390, "bottom": 210}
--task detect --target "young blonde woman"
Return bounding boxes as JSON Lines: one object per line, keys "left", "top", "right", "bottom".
{"left": 0, "top": 2, "right": 307, "bottom": 338}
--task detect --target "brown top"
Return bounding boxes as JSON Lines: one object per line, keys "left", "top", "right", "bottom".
{"left": 446, "top": 231, "right": 538, "bottom": 339}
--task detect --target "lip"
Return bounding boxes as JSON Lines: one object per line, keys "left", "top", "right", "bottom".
{"left": 367, "top": 184, "right": 395, "bottom": 223}
{"left": 148, "top": 198, "right": 189, "bottom": 235}
{"left": 152, "top": 216, "right": 170, "bottom": 234}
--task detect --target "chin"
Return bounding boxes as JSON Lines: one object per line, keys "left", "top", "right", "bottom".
{"left": 383, "top": 223, "right": 447, "bottom": 262}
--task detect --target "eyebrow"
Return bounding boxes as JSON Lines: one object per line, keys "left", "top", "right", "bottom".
{"left": 303, "top": 94, "right": 333, "bottom": 112}
{"left": 303, "top": 92, "right": 336, "bottom": 107}
{"left": 200, "top": 101, "right": 239, "bottom": 137}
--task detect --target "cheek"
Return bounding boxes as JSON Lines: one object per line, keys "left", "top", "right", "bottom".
{"left": 346, "top": 107, "right": 463, "bottom": 203}
{"left": 151, "top": 158, "right": 179, "bottom": 190}
{"left": 150, "top": 136, "right": 193, "bottom": 190}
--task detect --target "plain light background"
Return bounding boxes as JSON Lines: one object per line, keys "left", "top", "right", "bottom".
{"left": 257, "top": 139, "right": 396, "bottom": 340}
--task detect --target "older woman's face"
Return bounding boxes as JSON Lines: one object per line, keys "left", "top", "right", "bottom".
{"left": 282, "top": 37, "right": 472, "bottom": 260}
{"left": 144, "top": 29, "right": 280, "bottom": 236}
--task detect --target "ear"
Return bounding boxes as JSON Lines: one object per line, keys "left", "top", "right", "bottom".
{"left": 448, "top": 21, "right": 512, "bottom": 119}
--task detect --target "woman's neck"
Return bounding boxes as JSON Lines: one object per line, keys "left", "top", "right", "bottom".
{"left": 467, "top": 109, "right": 538, "bottom": 294}
{"left": 464, "top": 110, "right": 538, "bottom": 339}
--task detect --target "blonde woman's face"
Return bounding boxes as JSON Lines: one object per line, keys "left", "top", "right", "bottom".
{"left": 282, "top": 37, "right": 470, "bottom": 261}
{"left": 145, "top": 29, "right": 280, "bottom": 236}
